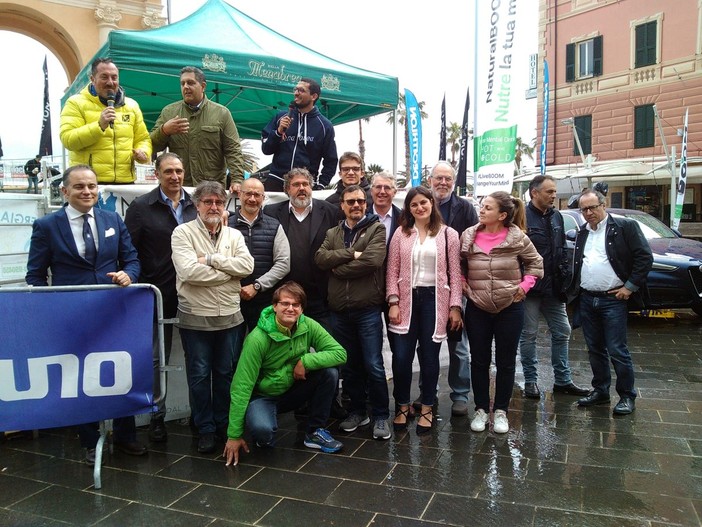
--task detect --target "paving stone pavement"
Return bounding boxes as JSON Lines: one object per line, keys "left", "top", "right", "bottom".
{"left": 1, "top": 311, "right": 701, "bottom": 526}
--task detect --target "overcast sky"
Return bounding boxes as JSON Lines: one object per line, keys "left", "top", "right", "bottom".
{"left": 0, "top": 0, "right": 538, "bottom": 173}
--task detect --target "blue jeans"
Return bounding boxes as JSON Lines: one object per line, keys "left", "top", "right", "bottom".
{"left": 519, "top": 295, "right": 573, "bottom": 386}
{"left": 579, "top": 294, "right": 637, "bottom": 398}
{"left": 448, "top": 296, "right": 471, "bottom": 401}
{"left": 27, "top": 175, "right": 38, "bottom": 194}
{"left": 391, "top": 287, "right": 441, "bottom": 407}
{"left": 465, "top": 298, "right": 524, "bottom": 413}
{"left": 180, "top": 324, "right": 245, "bottom": 434}
{"left": 330, "top": 306, "right": 389, "bottom": 419}
{"left": 245, "top": 368, "right": 338, "bottom": 444}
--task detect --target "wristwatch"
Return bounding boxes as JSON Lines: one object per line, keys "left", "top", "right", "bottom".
{"left": 253, "top": 281, "right": 262, "bottom": 291}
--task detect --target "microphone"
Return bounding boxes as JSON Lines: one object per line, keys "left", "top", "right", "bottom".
{"left": 278, "top": 101, "right": 296, "bottom": 136}
{"left": 107, "top": 91, "right": 115, "bottom": 128}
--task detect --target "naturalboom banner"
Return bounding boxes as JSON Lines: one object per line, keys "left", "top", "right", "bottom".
{"left": 473, "top": 0, "right": 520, "bottom": 195}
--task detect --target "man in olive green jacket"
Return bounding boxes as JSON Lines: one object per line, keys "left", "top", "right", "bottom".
{"left": 150, "top": 66, "right": 244, "bottom": 191}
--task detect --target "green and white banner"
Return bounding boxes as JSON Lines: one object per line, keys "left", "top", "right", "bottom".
{"left": 672, "top": 108, "right": 688, "bottom": 231}
{"left": 473, "top": 0, "right": 521, "bottom": 195}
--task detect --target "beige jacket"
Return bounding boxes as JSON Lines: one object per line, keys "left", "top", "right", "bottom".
{"left": 172, "top": 217, "right": 254, "bottom": 317}
{"left": 460, "top": 224, "right": 543, "bottom": 314}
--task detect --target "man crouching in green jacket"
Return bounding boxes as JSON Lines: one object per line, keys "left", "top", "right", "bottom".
{"left": 224, "top": 281, "right": 347, "bottom": 465}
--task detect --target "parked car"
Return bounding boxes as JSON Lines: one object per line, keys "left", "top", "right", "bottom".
{"left": 561, "top": 208, "right": 702, "bottom": 316}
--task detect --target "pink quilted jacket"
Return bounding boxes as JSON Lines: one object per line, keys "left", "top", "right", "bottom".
{"left": 386, "top": 225, "right": 463, "bottom": 342}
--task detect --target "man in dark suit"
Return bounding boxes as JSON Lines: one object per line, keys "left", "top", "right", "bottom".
{"left": 370, "top": 171, "right": 402, "bottom": 359}
{"left": 26, "top": 164, "right": 146, "bottom": 464}
{"left": 124, "top": 153, "right": 197, "bottom": 442}
{"left": 263, "top": 168, "right": 338, "bottom": 328}
{"left": 370, "top": 171, "right": 402, "bottom": 248}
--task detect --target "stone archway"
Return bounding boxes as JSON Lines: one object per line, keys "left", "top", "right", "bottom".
{"left": 0, "top": 0, "right": 165, "bottom": 81}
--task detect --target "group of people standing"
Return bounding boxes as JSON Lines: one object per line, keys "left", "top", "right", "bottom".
{"left": 25, "top": 55, "right": 653, "bottom": 467}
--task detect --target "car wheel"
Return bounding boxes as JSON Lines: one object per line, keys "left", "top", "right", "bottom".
{"left": 692, "top": 303, "right": 702, "bottom": 317}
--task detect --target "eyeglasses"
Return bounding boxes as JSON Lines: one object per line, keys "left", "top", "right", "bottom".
{"left": 340, "top": 166, "right": 362, "bottom": 174}
{"left": 580, "top": 204, "right": 603, "bottom": 214}
{"left": 277, "top": 301, "right": 302, "bottom": 310}
{"left": 293, "top": 87, "right": 309, "bottom": 94}
{"left": 242, "top": 191, "right": 264, "bottom": 199}
{"left": 343, "top": 198, "right": 366, "bottom": 206}
{"left": 200, "top": 199, "right": 225, "bottom": 208}
{"left": 372, "top": 185, "right": 395, "bottom": 192}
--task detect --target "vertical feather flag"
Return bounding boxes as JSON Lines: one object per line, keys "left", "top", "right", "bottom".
{"left": 404, "top": 89, "right": 423, "bottom": 187}
{"left": 439, "top": 94, "right": 447, "bottom": 161}
{"left": 672, "top": 109, "right": 688, "bottom": 231}
{"left": 39, "top": 56, "right": 53, "bottom": 156}
{"left": 540, "top": 60, "right": 549, "bottom": 175}
{"left": 456, "top": 88, "right": 470, "bottom": 188}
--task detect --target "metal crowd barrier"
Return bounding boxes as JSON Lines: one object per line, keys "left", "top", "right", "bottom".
{"left": 0, "top": 283, "right": 167, "bottom": 489}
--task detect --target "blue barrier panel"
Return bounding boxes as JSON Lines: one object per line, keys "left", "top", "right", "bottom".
{"left": 0, "top": 286, "right": 154, "bottom": 430}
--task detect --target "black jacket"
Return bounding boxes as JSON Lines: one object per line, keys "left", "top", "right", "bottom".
{"left": 264, "top": 198, "right": 338, "bottom": 304}
{"left": 124, "top": 186, "right": 197, "bottom": 317}
{"left": 525, "top": 202, "right": 570, "bottom": 299}
{"left": 569, "top": 214, "right": 653, "bottom": 307}
{"left": 326, "top": 178, "right": 373, "bottom": 220}
{"left": 261, "top": 106, "right": 338, "bottom": 188}
{"left": 439, "top": 193, "right": 479, "bottom": 236}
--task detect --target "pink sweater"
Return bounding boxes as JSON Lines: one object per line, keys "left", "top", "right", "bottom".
{"left": 386, "top": 225, "right": 463, "bottom": 342}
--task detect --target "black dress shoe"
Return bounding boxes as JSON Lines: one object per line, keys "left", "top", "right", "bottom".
{"left": 197, "top": 432, "right": 216, "bottom": 454}
{"left": 524, "top": 382, "right": 542, "bottom": 399}
{"left": 330, "top": 399, "right": 349, "bottom": 420}
{"left": 553, "top": 383, "right": 591, "bottom": 396}
{"left": 613, "top": 397, "right": 636, "bottom": 415}
{"left": 115, "top": 440, "right": 148, "bottom": 456}
{"left": 577, "top": 391, "right": 611, "bottom": 407}
{"left": 148, "top": 418, "right": 168, "bottom": 442}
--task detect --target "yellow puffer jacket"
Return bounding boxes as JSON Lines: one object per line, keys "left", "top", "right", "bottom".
{"left": 60, "top": 85, "right": 151, "bottom": 184}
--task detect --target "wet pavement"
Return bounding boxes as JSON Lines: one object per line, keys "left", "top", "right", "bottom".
{"left": 1, "top": 311, "right": 701, "bottom": 526}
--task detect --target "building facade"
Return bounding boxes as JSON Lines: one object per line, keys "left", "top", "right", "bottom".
{"left": 533, "top": 0, "right": 702, "bottom": 231}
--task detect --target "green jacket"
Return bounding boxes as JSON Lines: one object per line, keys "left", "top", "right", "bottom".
{"left": 227, "top": 306, "right": 346, "bottom": 439}
{"left": 150, "top": 96, "right": 244, "bottom": 187}
{"left": 314, "top": 214, "right": 386, "bottom": 311}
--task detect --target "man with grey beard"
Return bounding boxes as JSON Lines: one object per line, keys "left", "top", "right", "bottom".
{"left": 263, "top": 168, "right": 338, "bottom": 328}
{"left": 171, "top": 181, "right": 254, "bottom": 454}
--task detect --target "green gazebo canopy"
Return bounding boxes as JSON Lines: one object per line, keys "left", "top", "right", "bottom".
{"left": 62, "top": 0, "right": 399, "bottom": 139}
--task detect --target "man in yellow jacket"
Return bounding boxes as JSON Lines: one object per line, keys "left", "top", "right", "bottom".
{"left": 60, "top": 58, "right": 151, "bottom": 184}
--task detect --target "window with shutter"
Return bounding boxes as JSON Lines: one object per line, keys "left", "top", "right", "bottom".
{"left": 634, "top": 105, "right": 655, "bottom": 148}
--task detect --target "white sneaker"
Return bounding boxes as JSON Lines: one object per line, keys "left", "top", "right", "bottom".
{"left": 493, "top": 410, "right": 509, "bottom": 434}
{"left": 470, "top": 409, "right": 489, "bottom": 432}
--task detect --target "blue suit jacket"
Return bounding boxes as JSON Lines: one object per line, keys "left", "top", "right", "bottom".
{"left": 26, "top": 206, "right": 140, "bottom": 286}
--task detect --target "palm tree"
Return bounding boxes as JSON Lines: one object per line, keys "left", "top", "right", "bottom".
{"left": 241, "top": 140, "right": 259, "bottom": 173}
{"left": 447, "top": 122, "right": 462, "bottom": 165}
{"left": 386, "top": 93, "right": 428, "bottom": 179}
{"left": 514, "top": 136, "right": 535, "bottom": 175}
{"left": 358, "top": 117, "right": 370, "bottom": 162}
{"left": 366, "top": 163, "right": 383, "bottom": 174}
